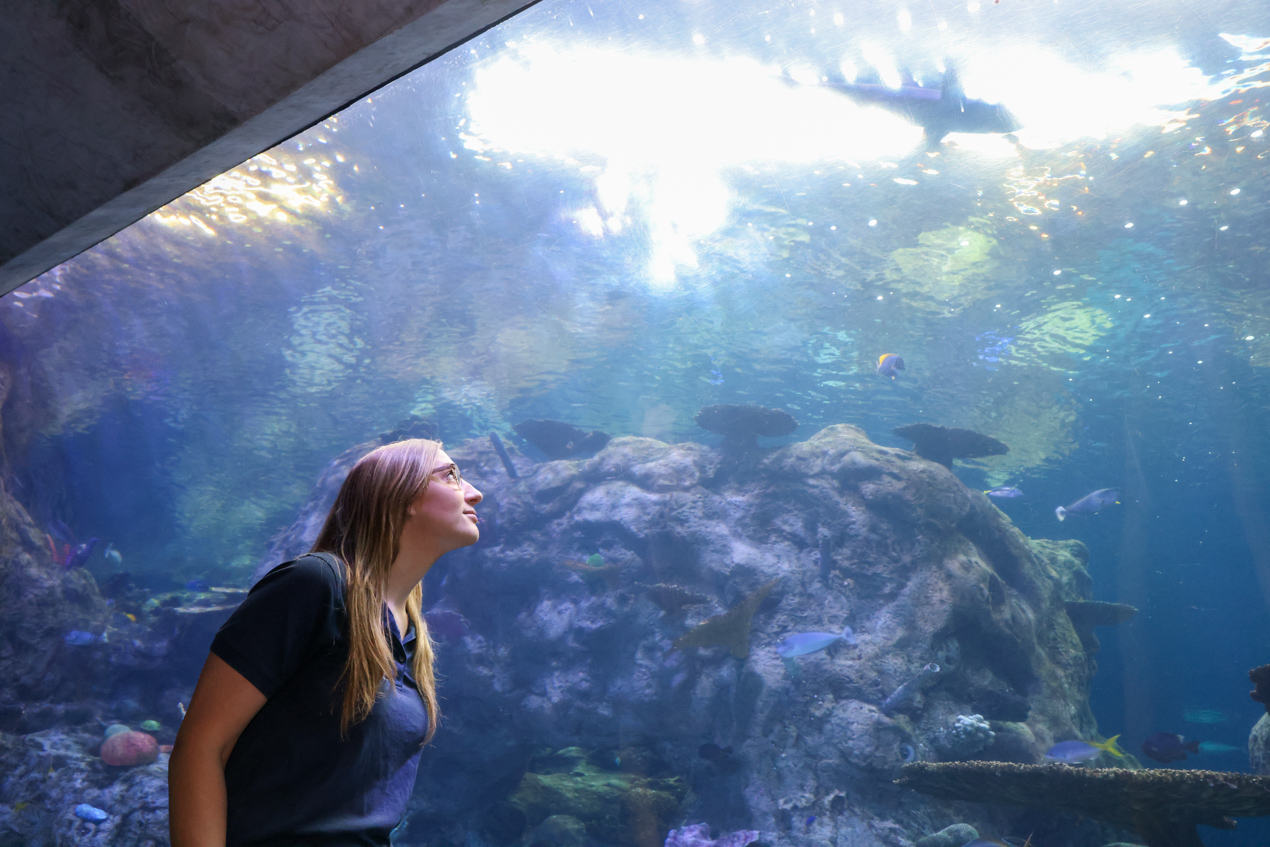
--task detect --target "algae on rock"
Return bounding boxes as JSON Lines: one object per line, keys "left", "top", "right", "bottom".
{"left": 509, "top": 748, "right": 685, "bottom": 847}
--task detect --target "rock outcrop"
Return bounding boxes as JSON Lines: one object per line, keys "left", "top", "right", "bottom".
{"left": 268, "top": 423, "right": 1107, "bottom": 846}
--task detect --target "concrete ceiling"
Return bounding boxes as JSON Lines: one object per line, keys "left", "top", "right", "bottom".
{"left": 0, "top": 0, "right": 539, "bottom": 295}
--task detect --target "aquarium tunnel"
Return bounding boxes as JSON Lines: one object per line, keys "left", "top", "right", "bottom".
{"left": 5, "top": 0, "right": 1270, "bottom": 845}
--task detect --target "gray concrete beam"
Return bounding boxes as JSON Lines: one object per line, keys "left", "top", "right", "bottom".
{"left": 0, "top": 0, "right": 538, "bottom": 294}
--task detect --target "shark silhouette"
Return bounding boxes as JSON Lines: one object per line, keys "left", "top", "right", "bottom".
{"left": 806, "top": 66, "right": 1021, "bottom": 146}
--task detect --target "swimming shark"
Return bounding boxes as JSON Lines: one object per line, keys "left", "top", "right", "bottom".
{"left": 802, "top": 66, "right": 1021, "bottom": 146}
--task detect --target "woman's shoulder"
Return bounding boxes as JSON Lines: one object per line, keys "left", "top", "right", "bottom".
{"left": 254, "top": 552, "right": 345, "bottom": 596}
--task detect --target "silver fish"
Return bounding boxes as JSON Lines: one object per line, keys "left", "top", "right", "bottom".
{"left": 775, "top": 625, "right": 857, "bottom": 658}
{"left": 1056, "top": 488, "right": 1119, "bottom": 521}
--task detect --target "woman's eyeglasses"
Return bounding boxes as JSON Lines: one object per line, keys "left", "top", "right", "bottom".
{"left": 433, "top": 464, "right": 464, "bottom": 490}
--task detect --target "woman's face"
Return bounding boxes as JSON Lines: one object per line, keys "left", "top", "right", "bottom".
{"left": 402, "top": 449, "right": 483, "bottom": 555}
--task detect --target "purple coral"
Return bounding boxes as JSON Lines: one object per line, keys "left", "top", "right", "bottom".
{"left": 665, "top": 824, "right": 760, "bottom": 847}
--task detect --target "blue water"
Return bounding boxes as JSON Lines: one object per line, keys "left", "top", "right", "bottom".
{"left": 8, "top": 0, "right": 1270, "bottom": 843}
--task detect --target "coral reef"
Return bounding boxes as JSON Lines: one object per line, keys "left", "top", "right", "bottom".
{"left": 913, "top": 822, "right": 979, "bottom": 847}
{"left": 0, "top": 420, "right": 1116, "bottom": 846}
{"left": 1249, "top": 714, "right": 1270, "bottom": 775}
{"left": 0, "top": 479, "right": 111, "bottom": 706}
{"left": 640, "top": 584, "right": 709, "bottom": 618}
{"left": 931, "top": 715, "right": 995, "bottom": 761}
{"left": 253, "top": 423, "right": 1110, "bottom": 846}
{"left": 0, "top": 727, "right": 169, "bottom": 846}
{"left": 665, "top": 823, "right": 760, "bottom": 847}
{"left": 505, "top": 747, "right": 685, "bottom": 847}
{"left": 899, "top": 761, "right": 1270, "bottom": 847}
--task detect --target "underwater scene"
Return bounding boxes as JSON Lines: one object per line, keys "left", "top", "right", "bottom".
{"left": 8, "top": 0, "right": 1270, "bottom": 844}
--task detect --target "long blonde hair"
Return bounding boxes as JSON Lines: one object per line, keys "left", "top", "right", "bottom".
{"left": 311, "top": 438, "right": 442, "bottom": 742}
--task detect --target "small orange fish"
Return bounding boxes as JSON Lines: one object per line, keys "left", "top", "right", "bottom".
{"left": 159, "top": 744, "right": 173, "bottom": 753}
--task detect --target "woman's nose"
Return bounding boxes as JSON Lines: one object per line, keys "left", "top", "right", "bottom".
{"left": 464, "top": 482, "right": 483, "bottom": 503}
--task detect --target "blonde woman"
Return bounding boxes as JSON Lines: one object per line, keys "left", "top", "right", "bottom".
{"left": 169, "top": 439, "right": 482, "bottom": 847}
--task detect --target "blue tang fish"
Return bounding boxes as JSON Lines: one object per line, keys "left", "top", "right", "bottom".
{"left": 1044, "top": 735, "right": 1126, "bottom": 764}
{"left": 776, "top": 625, "right": 856, "bottom": 658}
{"left": 877, "top": 354, "right": 905, "bottom": 380}
{"left": 1055, "top": 488, "right": 1120, "bottom": 521}
{"left": 64, "top": 630, "right": 100, "bottom": 646}
{"left": 74, "top": 804, "right": 109, "bottom": 822}
{"left": 985, "top": 486, "right": 1023, "bottom": 499}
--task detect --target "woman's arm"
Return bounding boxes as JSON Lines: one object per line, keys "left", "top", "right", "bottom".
{"left": 168, "top": 653, "right": 267, "bottom": 847}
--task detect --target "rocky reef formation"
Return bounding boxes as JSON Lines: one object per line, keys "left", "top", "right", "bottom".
{"left": 261, "top": 422, "right": 1108, "bottom": 847}
{"left": 0, "top": 727, "right": 169, "bottom": 846}
{"left": 900, "top": 761, "right": 1270, "bottom": 847}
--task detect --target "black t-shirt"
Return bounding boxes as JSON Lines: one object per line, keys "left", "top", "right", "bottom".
{"left": 210, "top": 553, "right": 428, "bottom": 847}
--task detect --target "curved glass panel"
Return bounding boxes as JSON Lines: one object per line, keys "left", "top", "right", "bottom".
{"left": 4, "top": 0, "right": 1270, "bottom": 844}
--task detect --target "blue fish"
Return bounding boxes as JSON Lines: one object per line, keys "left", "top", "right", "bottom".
{"left": 64, "top": 630, "right": 99, "bottom": 646}
{"left": 877, "top": 354, "right": 905, "bottom": 380}
{"left": 64, "top": 538, "right": 98, "bottom": 570}
{"left": 776, "top": 625, "right": 856, "bottom": 658}
{"left": 1055, "top": 488, "right": 1120, "bottom": 521}
{"left": 1140, "top": 732, "right": 1199, "bottom": 763}
{"left": 185, "top": 579, "right": 210, "bottom": 592}
{"left": 985, "top": 486, "right": 1023, "bottom": 499}
{"left": 809, "top": 65, "right": 1022, "bottom": 146}
{"left": 74, "top": 804, "right": 109, "bottom": 822}
{"left": 1044, "top": 735, "right": 1125, "bottom": 764}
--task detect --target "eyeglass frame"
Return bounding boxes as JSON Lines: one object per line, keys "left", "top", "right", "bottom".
{"left": 431, "top": 463, "right": 465, "bottom": 490}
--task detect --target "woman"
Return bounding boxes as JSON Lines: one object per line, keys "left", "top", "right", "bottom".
{"left": 169, "top": 439, "right": 482, "bottom": 847}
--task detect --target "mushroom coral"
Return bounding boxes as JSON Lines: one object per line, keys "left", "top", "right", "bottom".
{"left": 892, "top": 424, "right": 1008, "bottom": 469}
{"left": 897, "top": 761, "right": 1270, "bottom": 847}
{"left": 513, "top": 419, "right": 610, "bottom": 460}
{"left": 694, "top": 405, "right": 797, "bottom": 452}
{"left": 1064, "top": 600, "right": 1137, "bottom": 655}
